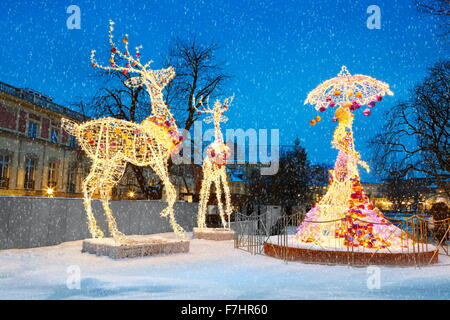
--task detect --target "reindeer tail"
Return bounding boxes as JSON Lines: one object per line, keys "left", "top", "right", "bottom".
{"left": 61, "top": 118, "right": 80, "bottom": 136}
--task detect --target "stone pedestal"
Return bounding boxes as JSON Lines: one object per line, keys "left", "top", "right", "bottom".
{"left": 193, "top": 228, "right": 235, "bottom": 241}
{"left": 82, "top": 235, "right": 190, "bottom": 259}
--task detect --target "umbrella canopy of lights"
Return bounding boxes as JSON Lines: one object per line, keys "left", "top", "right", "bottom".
{"left": 295, "top": 66, "right": 412, "bottom": 250}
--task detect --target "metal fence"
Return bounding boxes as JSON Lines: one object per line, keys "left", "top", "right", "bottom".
{"left": 234, "top": 210, "right": 450, "bottom": 266}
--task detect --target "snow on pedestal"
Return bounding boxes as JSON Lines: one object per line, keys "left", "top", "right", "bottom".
{"left": 193, "top": 228, "right": 235, "bottom": 241}
{"left": 82, "top": 235, "right": 189, "bottom": 259}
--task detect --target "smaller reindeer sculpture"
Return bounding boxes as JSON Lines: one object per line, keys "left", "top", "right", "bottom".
{"left": 62, "top": 21, "right": 185, "bottom": 242}
{"left": 196, "top": 96, "right": 234, "bottom": 229}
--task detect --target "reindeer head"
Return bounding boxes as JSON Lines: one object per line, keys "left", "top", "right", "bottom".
{"left": 195, "top": 95, "right": 234, "bottom": 126}
{"left": 90, "top": 20, "right": 175, "bottom": 104}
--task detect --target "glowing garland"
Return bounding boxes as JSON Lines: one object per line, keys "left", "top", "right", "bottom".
{"left": 62, "top": 21, "right": 185, "bottom": 243}
{"left": 295, "top": 66, "right": 413, "bottom": 250}
{"left": 196, "top": 97, "right": 233, "bottom": 230}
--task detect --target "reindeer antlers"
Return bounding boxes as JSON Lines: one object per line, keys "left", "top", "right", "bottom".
{"left": 194, "top": 95, "right": 234, "bottom": 114}
{"left": 194, "top": 95, "right": 234, "bottom": 124}
{"left": 90, "top": 20, "right": 177, "bottom": 92}
{"left": 90, "top": 20, "right": 152, "bottom": 76}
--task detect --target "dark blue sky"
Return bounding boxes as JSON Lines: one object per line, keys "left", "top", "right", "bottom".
{"left": 0, "top": 0, "right": 448, "bottom": 181}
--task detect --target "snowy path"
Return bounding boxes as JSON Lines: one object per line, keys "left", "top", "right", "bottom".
{"left": 0, "top": 232, "right": 449, "bottom": 300}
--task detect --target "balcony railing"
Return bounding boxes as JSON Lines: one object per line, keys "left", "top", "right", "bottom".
{"left": 0, "top": 178, "right": 9, "bottom": 189}
{"left": 47, "top": 181, "right": 58, "bottom": 188}
{"left": 0, "top": 81, "right": 86, "bottom": 122}
{"left": 24, "top": 180, "right": 35, "bottom": 190}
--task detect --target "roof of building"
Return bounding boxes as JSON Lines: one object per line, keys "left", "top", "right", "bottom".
{"left": 0, "top": 81, "right": 86, "bottom": 122}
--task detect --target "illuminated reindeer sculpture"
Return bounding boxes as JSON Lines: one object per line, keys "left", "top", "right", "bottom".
{"left": 62, "top": 21, "right": 185, "bottom": 242}
{"left": 196, "top": 97, "right": 233, "bottom": 230}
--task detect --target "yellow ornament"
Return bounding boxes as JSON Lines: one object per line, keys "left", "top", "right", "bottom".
{"left": 310, "top": 119, "right": 317, "bottom": 126}
{"left": 334, "top": 106, "right": 352, "bottom": 122}
{"left": 315, "top": 116, "right": 322, "bottom": 122}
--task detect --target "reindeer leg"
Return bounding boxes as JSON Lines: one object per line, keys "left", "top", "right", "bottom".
{"left": 214, "top": 177, "right": 227, "bottom": 228}
{"left": 198, "top": 174, "right": 212, "bottom": 230}
{"left": 153, "top": 162, "right": 185, "bottom": 237}
{"left": 99, "top": 162, "right": 126, "bottom": 243}
{"left": 82, "top": 167, "right": 104, "bottom": 239}
{"left": 220, "top": 168, "right": 232, "bottom": 229}
{"left": 100, "top": 189, "right": 125, "bottom": 243}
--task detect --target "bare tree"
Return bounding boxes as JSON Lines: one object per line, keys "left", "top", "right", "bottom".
{"left": 415, "top": 0, "right": 450, "bottom": 35}
{"left": 371, "top": 61, "right": 450, "bottom": 197}
{"left": 164, "top": 38, "right": 231, "bottom": 133}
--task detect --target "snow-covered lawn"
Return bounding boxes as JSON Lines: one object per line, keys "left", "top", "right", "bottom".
{"left": 0, "top": 232, "right": 449, "bottom": 300}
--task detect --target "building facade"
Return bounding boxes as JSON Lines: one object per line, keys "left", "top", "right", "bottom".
{"left": 0, "top": 81, "right": 88, "bottom": 197}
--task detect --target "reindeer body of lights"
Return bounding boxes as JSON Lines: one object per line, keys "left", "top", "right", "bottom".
{"left": 62, "top": 21, "right": 185, "bottom": 242}
{"left": 196, "top": 97, "right": 233, "bottom": 230}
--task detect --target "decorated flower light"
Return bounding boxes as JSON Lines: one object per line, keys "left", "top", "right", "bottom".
{"left": 62, "top": 21, "right": 185, "bottom": 243}
{"left": 296, "top": 67, "right": 413, "bottom": 250}
{"left": 196, "top": 96, "right": 234, "bottom": 230}
{"left": 307, "top": 66, "right": 393, "bottom": 125}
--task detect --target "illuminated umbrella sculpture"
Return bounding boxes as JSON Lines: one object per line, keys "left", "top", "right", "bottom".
{"left": 295, "top": 66, "right": 412, "bottom": 250}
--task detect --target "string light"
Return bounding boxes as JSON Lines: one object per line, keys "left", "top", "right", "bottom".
{"left": 46, "top": 188, "right": 54, "bottom": 197}
{"left": 195, "top": 96, "right": 234, "bottom": 230}
{"left": 295, "top": 66, "right": 413, "bottom": 250}
{"left": 62, "top": 21, "right": 185, "bottom": 243}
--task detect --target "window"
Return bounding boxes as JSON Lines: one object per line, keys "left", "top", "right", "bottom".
{"left": 24, "top": 158, "right": 36, "bottom": 189}
{"left": 47, "top": 161, "right": 59, "bottom": 188}
{"left": 69, "top": 135, "right": 77, "bottom": 148}
{"left": 50, "top": 128, "right": 59, "bottom": 143}
{"left": 0, "top": 155, "right": 10, "bottom": 189}
{"left": 67, "top": 166, "right": 76, "bottom": 193}
{"left": 27, "top": 121, "right": 38, "bottom": 138}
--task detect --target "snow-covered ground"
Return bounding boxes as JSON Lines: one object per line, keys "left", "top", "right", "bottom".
{"left": 0, "top": 232, "right": 449, "bottom": 300}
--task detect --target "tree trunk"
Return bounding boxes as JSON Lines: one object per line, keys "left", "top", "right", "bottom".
{"left": 130, "top": 165, "right": 154, "bottom": 199}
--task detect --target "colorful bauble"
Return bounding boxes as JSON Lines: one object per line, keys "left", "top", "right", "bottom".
{"left": 206, "top": 142, "right": 230, "bottom": 168}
